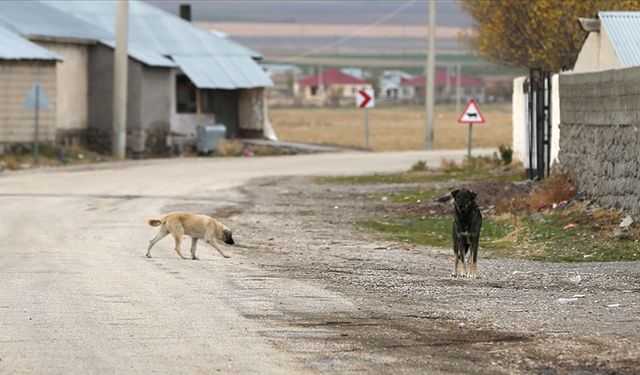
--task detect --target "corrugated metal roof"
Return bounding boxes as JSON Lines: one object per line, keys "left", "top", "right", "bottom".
{"left": 99, "top": 40, "right": 177, "bottom": 68}
{"left": 599, "top": 12, "right": 640, "bottom": 67}
{"left": 172, "top": 55, "right": 273, "bottom": 89}
{"left": 47, "top": 1, "right": 261, "bottom": 58}
{"left": 0, "top": 26, "right": 61, "bottom": 61}
{"left": 0, "top": 0, "right": 272, "bottom": 89}
{"left": 48, "top": 0, "right": 271, "bottom": 88}
{"left": 0, "top": 1, "right": 110, "bottom": 41}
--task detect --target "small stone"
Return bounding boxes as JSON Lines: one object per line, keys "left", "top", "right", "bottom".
{"left": 620, "top": 215, "right": 633, "bottom": 229}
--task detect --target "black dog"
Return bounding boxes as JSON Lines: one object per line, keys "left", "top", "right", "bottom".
{"left": 451, "top": 188, "right": 482, "bottom": 278}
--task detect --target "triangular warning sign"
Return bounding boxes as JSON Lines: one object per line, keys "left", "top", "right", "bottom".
{"left": 23, "top": 82, "right": 51, "bottom": 110}
{"left": 457, "top": 98, "right": 485, "bottom": 124}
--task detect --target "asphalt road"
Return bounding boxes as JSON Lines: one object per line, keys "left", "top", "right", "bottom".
{"left": 0, "top": 149, "right": 488, "bottom": 374}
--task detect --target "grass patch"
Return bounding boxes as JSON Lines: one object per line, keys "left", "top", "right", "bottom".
{"left": 315, "top": 156, "right": 525, "bottom": 185}
{"left": 0, "top": 144, "right": 114, "bottom": 171}
{"left": 359, "top": 207, "right": 640, "bottom": 262}
{"left": 358, "top": 216, "right": 514, "bottom": 250}
{"left": 385, "top": 187, "right": 447, "bottom": 203}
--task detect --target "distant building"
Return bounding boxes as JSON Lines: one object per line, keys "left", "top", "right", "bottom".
{"left": 378, "top": 70, "right": 413, "bottom": 100}
{"left": 294, "top": 69, "right": 373, "bottom": 106}
{"left": 399, "top": 71, "right": 485, "bottom": 104}
{"left": 261, "top": 64, "right": 303, "bottom": 78}
{"left": 0, "top": 0, "right": 273, "bottom": 155}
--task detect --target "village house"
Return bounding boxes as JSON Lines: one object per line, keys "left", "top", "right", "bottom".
{"left": 294, "top": 69, "right": 373, "bottom": 106}
{"left": 0, "top": 0, "right": 272, "bottom": 155}
{"left": 398, "top": 71, "right": 485, "bottom": 104}
{"left": 378, "top": 70, "right": 413, "bottom": 100}
{"left": 0, "top": 26, "right": 60, "bottom": 152}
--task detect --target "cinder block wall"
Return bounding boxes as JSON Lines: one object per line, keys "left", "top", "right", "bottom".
{"left": 559, "top": 67, "right": 640, "bottom": 216}
{"left": 0, "top": 61, "right": 57, "bottom": 146}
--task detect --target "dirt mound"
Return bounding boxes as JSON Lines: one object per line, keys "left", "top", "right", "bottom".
{"left": 391, "top": 180, "right": 535, "bottom": 216}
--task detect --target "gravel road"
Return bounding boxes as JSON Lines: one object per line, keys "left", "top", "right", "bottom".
{"left": 1, "top": 150, "right": 638, "bottom": 374}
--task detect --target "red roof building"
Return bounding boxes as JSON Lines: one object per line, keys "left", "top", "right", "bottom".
{"left": 294, "top": 69, "right": 373, "bottom": 106}
{"left": 297, "top": 69, "right": 369, "bottom": 86}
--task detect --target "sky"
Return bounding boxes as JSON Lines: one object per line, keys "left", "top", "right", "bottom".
{"left": 146, "top": 1, "right": 472, "bottom": 27}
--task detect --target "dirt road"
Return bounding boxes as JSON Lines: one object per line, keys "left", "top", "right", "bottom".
{"left": 1, "top": 150, "right": 639, "bottom": 374}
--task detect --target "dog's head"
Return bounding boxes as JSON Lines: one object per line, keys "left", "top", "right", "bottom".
{"left": 222, "top": 227, "right": 235, "bottom": 245}
{"left": 451, "top": 188, "right": 477, "bottom": 214}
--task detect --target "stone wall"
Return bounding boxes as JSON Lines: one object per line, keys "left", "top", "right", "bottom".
{"left": 559, "top": 67, "right": 640, "bottom": 216}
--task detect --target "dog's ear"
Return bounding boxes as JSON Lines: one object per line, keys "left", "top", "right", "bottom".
{"left": 471, "top": 190, "right": 477, "bottom": 200}
{"left": 451, "top": 189, "right": 460, "bottom": 198}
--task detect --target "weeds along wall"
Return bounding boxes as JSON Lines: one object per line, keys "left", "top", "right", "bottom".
{"left": 558, "top": 67, "right": 640, "bottom": 216}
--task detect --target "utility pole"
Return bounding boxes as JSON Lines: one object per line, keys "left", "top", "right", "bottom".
{"left": 456, "top": 62, "right": 462, "bottom": 113}
{"left": 112, "top": 0, "right": 129, "bottom": 159}
{"left": 425, "top": 0, "right": 436, "bottom": 150}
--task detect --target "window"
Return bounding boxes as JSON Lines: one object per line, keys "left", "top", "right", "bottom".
{"left": 310, "top": 86, "right": 318, "bottom": 96}
{"left": 176, "top": 75, "right": 197, "bottom": 113}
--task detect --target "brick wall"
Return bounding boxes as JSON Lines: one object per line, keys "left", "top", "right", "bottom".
{"left": 559, "top": 67, "right": 640, "bottom": 216}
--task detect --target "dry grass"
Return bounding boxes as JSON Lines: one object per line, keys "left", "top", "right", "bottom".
{"left": 526, "top": 173, "right": 577, "bottom": 211}
{"left": 270, "top": 104, "right": 512, "bottom": 151}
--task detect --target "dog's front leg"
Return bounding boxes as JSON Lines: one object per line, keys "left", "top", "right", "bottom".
{"left": 451, "top": 242, "right": 460, "bottom": 277}
{"left": 207, "top": 240, "right": 230, "bottom": 258}
{"left": 469, "top": 236, "right": 479, "bottom": 278}
{"left": 190, "top": 237, "right": 199, "bottom": 260}
{"left": 459, "top": 249, "right": 468, "bottom": 277}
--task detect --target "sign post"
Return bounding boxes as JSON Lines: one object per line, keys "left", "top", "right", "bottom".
{"left": 356, "top": 88, "right": 375, "bottom": 149}
{"left": 457, "top": 98, "right": 485, "bottom": 158}
{"left": 23, "top": 81, "right": 51, "bottom": 165}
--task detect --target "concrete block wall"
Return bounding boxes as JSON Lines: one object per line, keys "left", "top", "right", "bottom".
{"left": 559, "top": 66, "right": 640, "bottom": 216}
{"left": 0, "top": 61, "right": 57, "bottom": 145}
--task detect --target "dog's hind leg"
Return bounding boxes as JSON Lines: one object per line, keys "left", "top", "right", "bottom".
{"left": 171, "top": 227, "right": 187, "bottom": 260}
{"left": 146, "top": 229, "right": 169, "bottom": 258}
{"left": 190, "top": 237, "right": 199, "bottom": 260}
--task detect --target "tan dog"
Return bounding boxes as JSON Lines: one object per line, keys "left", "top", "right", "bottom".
{"left": 146, "top": 212, "right": 235, "bottom": 260}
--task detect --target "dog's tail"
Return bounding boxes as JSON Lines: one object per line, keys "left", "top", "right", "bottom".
{"left": 148, "top": 218, "right": 163, "bottom": 227}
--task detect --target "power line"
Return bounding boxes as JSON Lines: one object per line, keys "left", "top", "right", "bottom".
{"left": 286, "top": 0, "right": 417, "bottom": 63}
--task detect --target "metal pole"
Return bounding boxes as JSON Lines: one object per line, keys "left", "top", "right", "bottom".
{"left": 456, "top": 63, "right": 462, "bottom": 113}
{"left": 112, "top": 0, "right": 129, "bottom": 160}
{"left": 364, "top": 107, "right": 370, "bottom": 149}
{"left": 34, "top": 82, "right": 40, "bottom": 165}
{"left": 425, "top": 0, "right": 436, "bottom": 150}
{"left": 467, "top": 123, "right": 472, "bottom": 159}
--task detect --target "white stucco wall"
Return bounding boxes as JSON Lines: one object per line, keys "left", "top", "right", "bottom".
{"left": 572, "top": 26, "right": 621, "bottom": 72}
{"left": 550, "top": 74, "right": 560, "bottom": 166}
{"left": 511, "top": 74, "right": 560, "bottom": 168}
{"left": 512, "top": 76, "right": 527, "bottom": 165}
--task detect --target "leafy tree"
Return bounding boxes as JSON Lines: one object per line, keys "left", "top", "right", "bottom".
{"left": 460, "top": 0, "right": 640, "bottom": 72}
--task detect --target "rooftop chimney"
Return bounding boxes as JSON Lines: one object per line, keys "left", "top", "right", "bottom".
{"left": 180, "top": 4, "right": 191, "bottom": 22}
